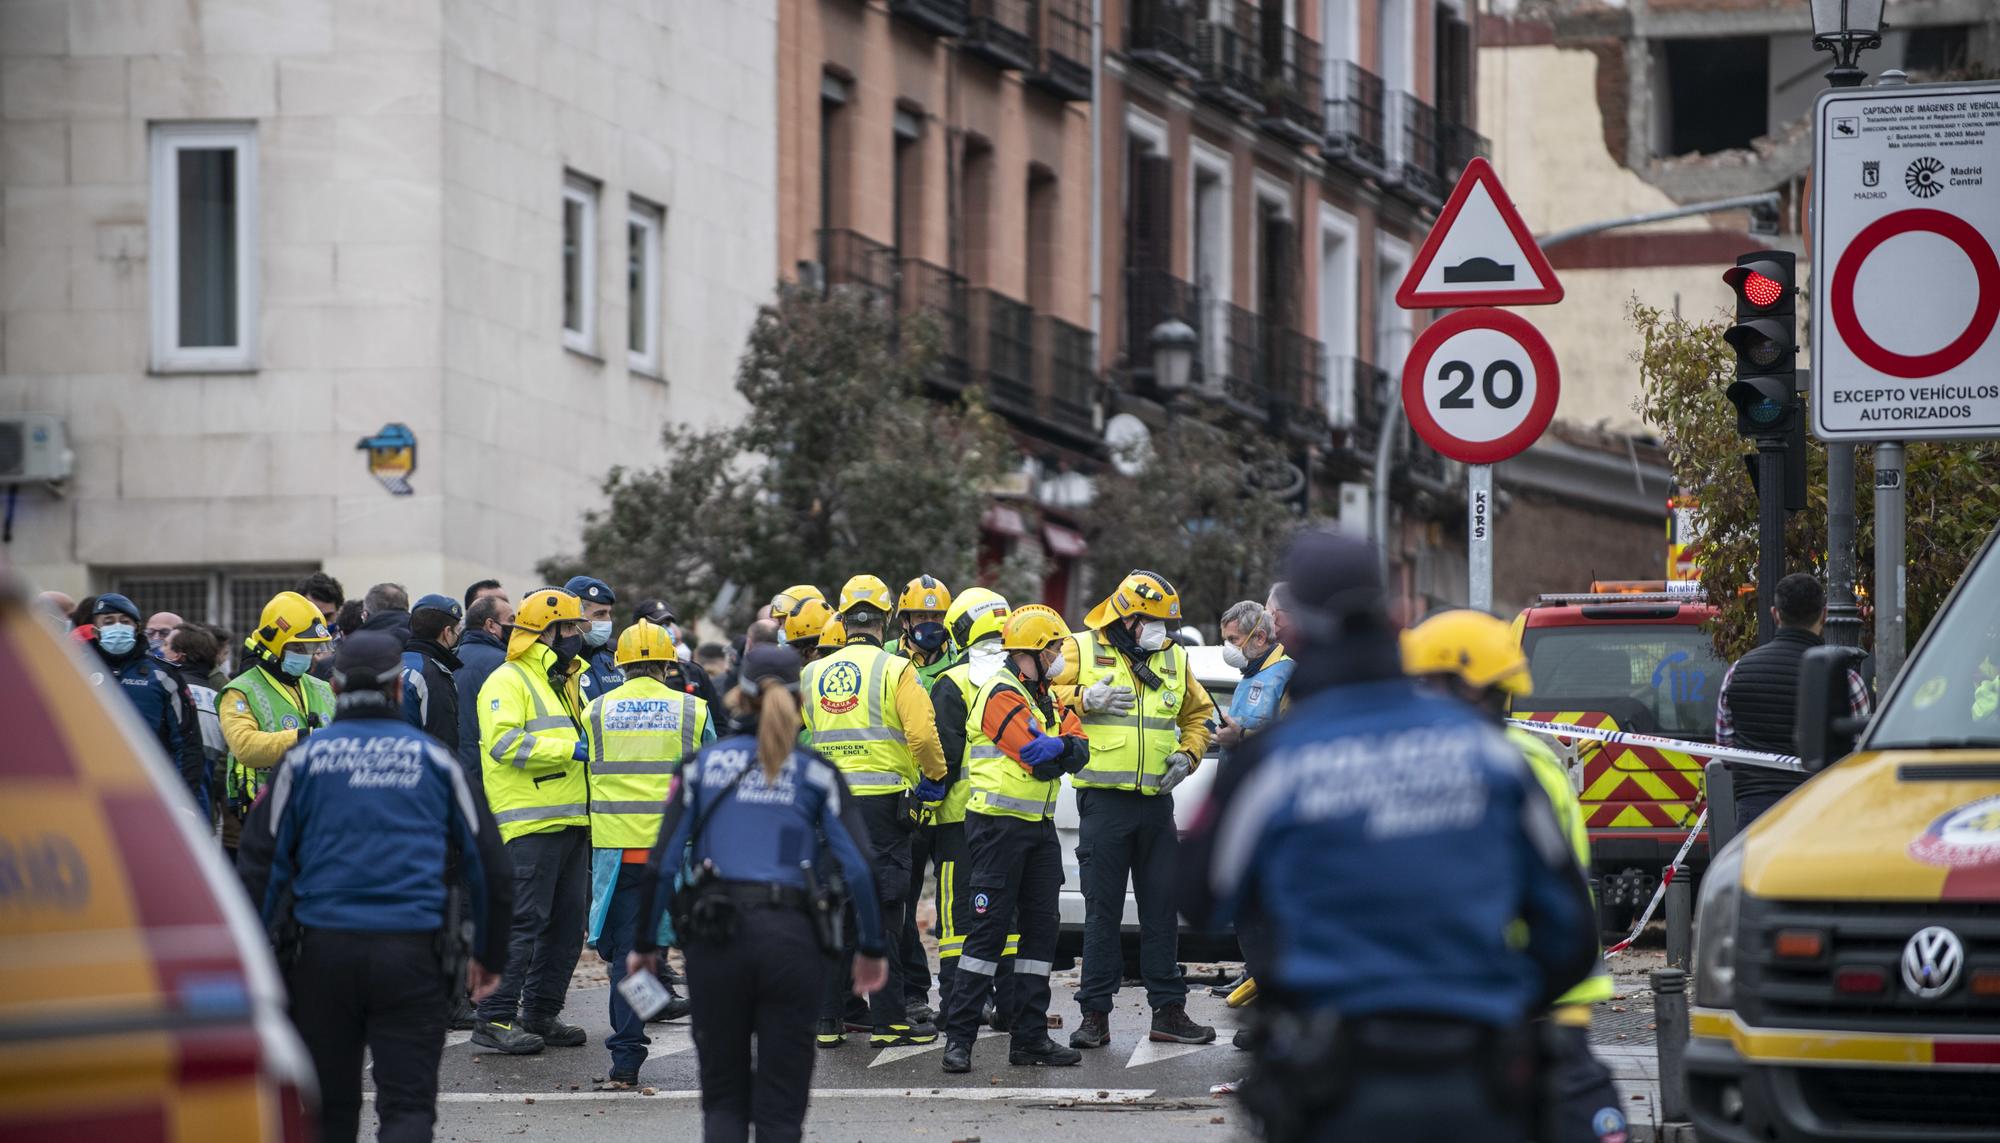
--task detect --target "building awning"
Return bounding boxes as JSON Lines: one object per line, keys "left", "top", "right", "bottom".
{"left": 1043, "top": 523, "right": 1087, "bottom": 558}
{"left": 982, "top": 504, "right": 1028, "bottom": 538}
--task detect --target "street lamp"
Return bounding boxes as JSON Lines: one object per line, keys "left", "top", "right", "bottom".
{"left": 1148, "top": 319, "right": 1198, "bottom": 394}
{"left": 1811, "top": 0, "right": 1885, "bottom": 88}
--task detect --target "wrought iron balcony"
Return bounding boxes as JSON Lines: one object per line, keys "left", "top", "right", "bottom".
{"left": 969, "top": 287, "right": 1036, "bottom": 414}
{"left": 1323, "top": 60, "right": 1388, "bottom": 177}
{"left": 1337, "top": 355, "right": 1392, "bottom": 457}
{"left": 1123, "top": 266, "right": 1200, "bottom": 378}
{"left": 1208, "top": 301, "right": 1270, "bottom": 410}
{"left": 899, "top": 258, "right": 970, "bottom": 388}
{"left": 1037, "top": 313, "right": 1097, "bottom": 430}
{"left": 1392, "top": 93, "right": 1445, "bottom": 204}
{"left": 1194, "top": 0, "right": 1262, "bottom": 115}
{"left": 1126, "top": 0, "right": 1200, "bottom": 80}
{"left": 966, "top": 0, "right": 1035, "bottom": 71}
{"left": 818, "top": 228, "right": 898, "bottom": 306}
{"left": 1439, "top": 118, "right": 1488, "bottom": 186}
{"left": 889, "top": 0, "right": 969, "bottom": 38}
{"left": 1270, "top": 328, "right": 1329, "bottom": 441}
{"left": 1259, "top": 25, "right": 1323, "bottom": 144}
{"left": 1028, "top": 0, "right": 1092, "bottom": 100}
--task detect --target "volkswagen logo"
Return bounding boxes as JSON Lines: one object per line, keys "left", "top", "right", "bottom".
{"left": 1901, "top": 926, "right": 1965, "bottom": 999}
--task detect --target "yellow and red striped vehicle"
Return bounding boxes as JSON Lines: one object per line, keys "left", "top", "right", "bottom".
{"left": 0, "top": 575, "right": 314, "bottom": 1141}
{"left": 1512, "top": 584, "right": 1729, "bottom": 931}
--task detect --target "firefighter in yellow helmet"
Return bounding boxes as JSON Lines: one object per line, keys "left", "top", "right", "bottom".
{"left": 583, "top": 619, "right": 713, "bottom": 1083}
{"left": 219, "top": 591, "right": 336, "bottom": 856}
{"left": 801, "top": 574, "right": 948, "bottom": 1048}
{"left": 815, "top": 614, "right": 846, "bottom": 657}
{"left": 1401, "top": 609, "right": 1627, "bottom": 1143}
{"left": 895, "top": 575, "right": 956, "bottom": 688}
{"left": 939, "top": 605, "right": 1089, "bottom": 1073}
{"left": 892, "top": 574, "right": 955, "bottom": 1023}
{"left": 783, "top": 597, "right": 837, "bottom": 661}
{"left": 768, "top": 584, "right": 825, "bottom": 623}
{"left": 1054, "top": 570, "right": 1215, "bottom": 1049}
{"left": 471, "top": 587, "right": 594, "bottom": 1056}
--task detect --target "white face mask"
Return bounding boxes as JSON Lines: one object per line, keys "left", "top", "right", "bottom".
{"left": 1221, "top": 641, "right": 1249, "bottom": 671}
{"left": 968, "top": 643, "right": 1008, "bottom": 686}
{"left": 1135, "top": 620, "right": 1169, "bottom": 652}
{"left": 1042, "top": 651, "right": 1067, "bottom": 681}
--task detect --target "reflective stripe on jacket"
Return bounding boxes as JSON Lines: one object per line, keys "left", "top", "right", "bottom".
{"left": 223, "top": 665, "right": 335, "bottom": 804}
{"left": 966, "top": 673, "right": 1064, "bottom": 822}
{"left": 584, "top": 675, "right": 710, "bottom": 849}
{"left": 1068, "top": 629, "right": 1205, "bottom": 794}
{"left": 478, "top": 643, "right": 588, "bottom": 843}
{"left": 801, "top": 642, "right": 917, "bottom": 796}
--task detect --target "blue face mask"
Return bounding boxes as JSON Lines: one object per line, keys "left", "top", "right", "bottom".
{"left": 586, "top": 620, "right": 613, "bottom": 648}
{"left": 282, "top": 648, "right": 315, "bottom": 677}
{"left": 908, "top": 622, "right": 949, "bottom": 654}
{"left": 98, "top": 624, "right": 138, "bottom": 655}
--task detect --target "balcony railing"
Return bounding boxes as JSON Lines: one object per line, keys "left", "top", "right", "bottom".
{"left": 1393, "top": 93, "right": 1445, "bottom": 203}
{"left": 1440, "top": 118, "right": 1487, "bottom": 185}
{"left": 1123, "top": 266, "right": 1200, "bottom": 377}
{"left": 1323, "top": 60, "right": 1388, "bottom": 176}
{"left": 819, "top": 228, "right": 898, "bottom": 305}
{"left": 966, "top": 0, "right": 1034, "bottom": 71}
{"left": 1037, "top": 313, "right": 1096, "bottom": 429}
{"left": 1271, "top": 328, "right": 1328, "bottom": 440}
{"left": 1338, "top": 356, "right": 1392, "bottom": 456}
{"left": 970, "top": 288, "right": 1036, "bottom": 413}
{"left": 1194, "top": 0, "right": 1262, "bottom": 114}
{"left": 1259, "top": 25, "right": 1323, "bottom": 143}
{"left": 889, "top": 0, "right": 970, "bottom": 37}
{"left": 1211, "top": 301, "right": 1269, "bottom": 409}
{"left": 1029, "top": 0, "right": 1092, "bottom": 101}
{"left": 1126, "top": 0, "right": 1200, "bottom": 80}
{"left": 899, "top": 258, "right": 970, "bottom": 387}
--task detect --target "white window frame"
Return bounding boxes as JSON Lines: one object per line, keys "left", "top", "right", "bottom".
{"left": 562, "top": 172, "right": 600, "bottom": 355}
{"left": 1376, "top": 232, "right": 1415, "bottom": 380}
{"left": 626, "top": 198, "right": 664, "bottom": 377}
{"left": 149, "top": 122, "right": 259, "bottom": 374}
{"left": 1319, "top": 202, "right": 1360, "bottom": 425}
{"left": 1188, "top": 139, "right": 1232, "bottom": 381}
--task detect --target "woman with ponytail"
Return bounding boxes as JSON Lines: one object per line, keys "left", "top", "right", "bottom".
{"left": 628, "top": 645, "right": 886, "bottom": 1143}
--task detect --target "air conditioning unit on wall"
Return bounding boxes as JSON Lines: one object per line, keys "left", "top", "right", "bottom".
{"left": 0, "top": 415, "right": 74, "bottom": 485}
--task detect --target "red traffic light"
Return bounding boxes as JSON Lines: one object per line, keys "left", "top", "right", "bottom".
{"left": 1741, "top": 271, "right": 1784, "bottom": 308}
{"left": 1723, "top": 260, "right": 1792, "bottom": 311}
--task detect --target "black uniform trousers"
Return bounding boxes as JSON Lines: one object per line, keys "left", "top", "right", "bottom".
{"left": 476, "top": 825, "right": 589, "bottom": 1024}
{"left": 1546, "top": 1023, "right": 1626, "bottom": 1143}
{"left": 900, "top": 819, "right": 937, "bottom": 1005}
{"left": 1076, "top": 787, "right": 1186, "bottom": 1012}
{"left": 289, "top": 929, "right": 447, "bottom": 1143}
{"left": 818, "top": 790, "right": 912, "bottom": 1030}
{"left": 930, "top": 819, "right": 1016, "bottom": 1016}
{"left": 685, "top": 904, "right": 828, "bottom": 1143}
{"left": 939, "top": 812, "right": 1062, "bottom": 1048}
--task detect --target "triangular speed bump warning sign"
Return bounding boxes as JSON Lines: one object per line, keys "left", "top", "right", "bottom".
{"left": 1397, "top": 157, "right": 1563, "bottom": 309}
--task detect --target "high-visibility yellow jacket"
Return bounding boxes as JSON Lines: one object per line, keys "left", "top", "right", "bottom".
{"left": 801, "top": 638, "right": 946, "bottom": 795}
{"left": 933, "top": 662, "right": 977, "bottom": 825}
{"left": 1510, "top": 727, "right": 1615, "bottom": 1009}
{"left": 966, "top": 673, "right": 1072, "bottom": 822}
{"left": 479, "top": 642, "right": 589, "bottom": 843}
{"left": 1053, "top": 629, "right": 1213, "bottom": 794}
{"left": 584, "top": 674, "right": 711, "bottom": 850}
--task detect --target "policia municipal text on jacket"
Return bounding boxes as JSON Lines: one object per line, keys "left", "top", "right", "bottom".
{"left": 939, "top": 605, "right": 1090, "bottom": 1073}
{"left": 472, "top": 587, "right": 596, "bottom": 1056}
{"left": 630, "top": 646, "right": 887, "bottom": 1143}
{"left": 239, "top": 632, "right": 513, "bottom": 1143}
{"left": 800, "top": 575, "right": 948, "bottom": 1048}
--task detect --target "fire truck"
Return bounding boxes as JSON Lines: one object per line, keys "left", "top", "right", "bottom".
{"left": 1513, "top": 581, "right": 1731, "bottom": 933}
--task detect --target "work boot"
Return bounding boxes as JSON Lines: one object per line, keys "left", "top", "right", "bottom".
{"left": 1069, "top": 1009, "right": 1110, "bottom": 1049}
{"left": 522, "top": 1016, "right": 588, "bottom": 1047}
{"left": 470, "top": 1020, "right": 546, "bottom": 1055}
{"left": 869, "top": 1021, "right": 939, "bottom": 1047}
{"left": 1009, "top": 1036, "right": 1083, "bottom": 1067}
{"left": 941, "top": 1041, "right": 973, "bottom": 1074}
{"left": 1149, "top": 1003, "right": 1216, "bottom": 1045}
{"left": 906, "top": 1000, "right": 936, "bottom": 1026}
{"left": 986, "top": 1001, "right": 1010, "bottom": 1034}
{"left": 1232, "top": 1027, "right": 1251, "bottom": 1050}
{"left": 447, "top": 994, "right": 478, "bottom": 1031}
{"left": 816, "top": 1018, "right": 847, "bottom": 1049}
{"left": 647, "top": 983, "right": 691, "bottom": 1022}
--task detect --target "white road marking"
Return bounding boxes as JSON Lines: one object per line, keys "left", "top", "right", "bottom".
{"left": 379, "top": 1087, "right": 1157, "bottom": 1104}
{"left": 867, "top": 1028, "right": 1002, "bottom": 1068}
{"left": 1123, "top": 1038, "right": 1217, "bottom": 1068}
{"left": 444, "top": 1031, "right": 472, "bottom": 1048}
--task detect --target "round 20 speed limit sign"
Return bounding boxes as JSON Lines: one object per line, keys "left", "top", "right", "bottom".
{"left": 1400, "top": 308, "right": 1560, "bottom": 464}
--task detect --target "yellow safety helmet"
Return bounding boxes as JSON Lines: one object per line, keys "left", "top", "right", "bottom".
{"left": 897, "top": 574, "right": 953, "bottom": 616}
{"left": 818, "top": 616, "right": 847, "bottom": 649}
{"left": 514, "top": 587, "right": 588, "bottom": 634}
{"left": 1001, "top": 604, "right": 1071, "bottom": 653}
{"left": 246, "top": 591, "right": 332, "bottom": 659}
{"left": 946, "top": 587, "right": 1010, "bottom": 648}
{"left": 1083, "top": 570, "right": 1182, "bottom": 630}
{"left": 784, "top": 597, "right": 835, "bottom": 645}
{"left": 1400, "top": 609, "right": 1533, "bottom": 696}
{"left": 769, "top": 584, "right": 825, "bottom": 621}
{"left": 837, "top": 574, "right": 894, "bottom": 616}
{"left": 614, "top": 619, "right": 676, "bottom": 667}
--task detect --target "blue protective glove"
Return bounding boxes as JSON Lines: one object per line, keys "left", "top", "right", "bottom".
{"left": 572, "top": 741, "right": 590, "bottom": 762}
{"left": 1019, "top": 733, "right": 1065, "bottom": 767}
{"left": 914, "top": 776, "right": 948, "bottom": 803}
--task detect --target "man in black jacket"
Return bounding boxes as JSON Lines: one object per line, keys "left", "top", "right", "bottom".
{"left": 453, "top": 594, "right": 513, "bottom": 787}
{"left": 402, "top": 595, "right": 466, "bottom": 755}
{"left": 1715, "top": 573, "right": 1872, "bottom": 827}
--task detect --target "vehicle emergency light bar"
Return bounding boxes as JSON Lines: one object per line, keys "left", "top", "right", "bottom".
{"left": 1533, "top": 589, "right": 1702, "bottom": 606}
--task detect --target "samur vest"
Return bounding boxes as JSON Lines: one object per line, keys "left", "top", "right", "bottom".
{"left": 1724, "top": 628, "right": 1819, "bottom": 800}
{"left": 935, "top": 662, "right": 978, "bottom": 825}
{"left": 584, "top": 675, "right": 709, "bottom": 850}
{"left": 223, "top": 666, "right": 334, "bottom": 804}
{"left": 480, "top": 649, "right": 589, "bottom": 843}
{"left": 801, "top": 642, "right": 916, "bottom": 796}
{"left": 1071, "top": 629, "right": 1188, "bottom": 795}
{"left": 965, "top": 673, "right": 1063, "bottom": 822}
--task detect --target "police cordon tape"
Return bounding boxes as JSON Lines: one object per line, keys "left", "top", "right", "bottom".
{"left": 1505, "top": 719, "right": 1802, "bottom": 955}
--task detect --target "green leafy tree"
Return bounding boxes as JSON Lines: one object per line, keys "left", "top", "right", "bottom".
{"left": 1630, "top": 300, "right": 1998, "bottom": 660}
{"left": 541, "top": 286, "right": 1017, "bottom": 624}
{"left": 1082, "top": 412, "right": 1303, "bottom": 632}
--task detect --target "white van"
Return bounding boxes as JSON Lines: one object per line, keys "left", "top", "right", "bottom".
{"left": 1052, "top": 643, "right": 1241, "bottom": 967}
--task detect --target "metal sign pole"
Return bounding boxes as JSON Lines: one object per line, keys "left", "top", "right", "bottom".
{"left": 1874, "top": 442, "right": 1907, "bottom": 686}
{"left": 1469, "top": 463, "right": 1493, "bottom": 612}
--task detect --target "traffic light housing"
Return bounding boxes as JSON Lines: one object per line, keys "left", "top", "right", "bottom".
{"left": 1723, "top": 252, "right": 1798, "bottom": 438}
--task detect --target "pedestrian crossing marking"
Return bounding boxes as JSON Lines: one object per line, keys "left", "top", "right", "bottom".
{"left": 385, "top": 1086, "right": 1160, "bottom": 1104}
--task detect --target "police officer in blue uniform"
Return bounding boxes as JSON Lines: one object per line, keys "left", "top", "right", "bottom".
{"left": 1181, "top": 531, "right": 1598, "bottom": 1143}
{"left": 86, "top": 592, "right": 208, "bottom": 815}
{"left": 251, "top": 632, "right": 514, "bottom": 1143}
{"left": 566, "top": 575, "right": 623, "bottom": 700}
{"left": 630, "top": 646, "right": 886, "bottom": 1143}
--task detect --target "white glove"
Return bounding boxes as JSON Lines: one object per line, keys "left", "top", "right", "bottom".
{"left": 1158, "top": 752, "right": 1196, "bottom": 794}
{"left": 1083, "top": 680, "right": 1137, "bottom": 715}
